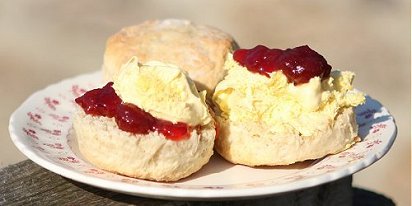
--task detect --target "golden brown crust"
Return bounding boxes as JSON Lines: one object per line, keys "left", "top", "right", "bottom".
{"left": 103, "top": 19, "right": 238, "bottom": 93}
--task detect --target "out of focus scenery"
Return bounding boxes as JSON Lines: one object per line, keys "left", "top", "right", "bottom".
{"left": 0, "top": 0, "right": 410, "bottom": 205}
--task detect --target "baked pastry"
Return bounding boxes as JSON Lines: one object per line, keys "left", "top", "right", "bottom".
{"left": 103, "top": 19, "right": 238, "bottom": 93}
{"left": 73, "top": 58, "right": 216, "bottom": 181}
{"left": 212, "top": 45, "right": 365, "bottom": 166}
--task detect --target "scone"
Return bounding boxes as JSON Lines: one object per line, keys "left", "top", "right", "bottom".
{"left": 73, "top": 57, "right": 216, "bottom": 181}
{"left": 103, "top": 19, "right": 238, "bottom": 93}
{"left": 212, "top": 45, "right": 365, "bottom": 166}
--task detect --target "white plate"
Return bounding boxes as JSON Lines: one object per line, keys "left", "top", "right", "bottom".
{"left": 9, "top": 71, "right": 397, "bottom": 200}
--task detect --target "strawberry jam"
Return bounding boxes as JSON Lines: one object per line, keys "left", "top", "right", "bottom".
{"left": 75, "top": 83, "right": 191, "bottom": 141}
{"left": 154, "top": 120, "right": 190, "bottom": 141}
{"left": 74, "top": 82, "right": 121, "bottom": 118}
{"left": 233, "top": 45, "right": 331, "bottom": 85}
{"left": 115, "top": 103, "right": 155, "bottom": 135}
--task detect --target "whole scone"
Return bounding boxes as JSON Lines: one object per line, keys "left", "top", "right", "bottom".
{"left": 212, "top": 45, "right": 365, "bottom": 166}
{"left": 74, "top": 58, "right": 216, "bottom": 181}
{"left": 103, "top": 19, "right": 238, "bottom": 93}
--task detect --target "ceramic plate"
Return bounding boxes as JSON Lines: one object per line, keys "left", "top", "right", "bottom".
{"left": 9, "top": 71, "right": 397, "bottom": 200}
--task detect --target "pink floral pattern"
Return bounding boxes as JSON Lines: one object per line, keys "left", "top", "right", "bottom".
{"left": 9, "top": 72, "right": 397, "bottom": 198}
{"left": 27, "top": 112, "right": 42, "bottom": 125}
{"left": 58, "top": 156, "right": 80, "bottom": 163}
{"left": 71, "top": 84, "right": 87, "bottom": 97}
{"left": 44, "top": 97, "right": 60, "bottom": 110}
{"left": 85, "top": 168, "right": 106, "bottom": 175}
{"left": 43, "top": 143, "right": 64, "bottom": 149}
{"left": 49, "top": 113, "right": 70, "bottom": 122}
{"left": 22, "top": 128, "right": 38, "bottom": 140}
{"left": 371, "top": 123, "right": 387, "bottom": 134}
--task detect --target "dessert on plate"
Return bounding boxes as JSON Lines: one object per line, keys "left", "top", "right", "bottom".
{"left": 103, "top": 19, "right": 238, "bottom": 93}
{"left": 212, "top": 45, "right": 365, "bottom": 166}
{"left": 73, "top": 57, "right": 216, "bottom": 181}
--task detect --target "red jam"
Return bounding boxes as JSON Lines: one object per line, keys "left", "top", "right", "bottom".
{"left": 115, "top": 103, "right": 155, "bottom": 135}
{"left": 233, "top": 45, "right": 331, "bottom": 85}
{"left": 75, "top": 83, "right": 191, "bottom": 141}
{"left": 154, "top": 120, "right": 190, "bottom": 141}
{"left": 74, "top": 82, "right": 121, "bottom": 118}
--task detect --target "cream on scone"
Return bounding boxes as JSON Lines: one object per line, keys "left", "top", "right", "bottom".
{"left": 73, "top": 57, "right": 215, "bottom": 181}
{"left": 212, "top": 45, "right": 365, "bottom": 166}
{"left": 103, "top": 19, "right": 238, "bottom": 93}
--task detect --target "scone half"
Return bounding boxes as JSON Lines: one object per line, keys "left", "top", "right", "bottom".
{"left": 215, "top": 108, "right": 360, "bottom": 166}
{"left": 73, "top": 106, "right": 215, "bottom": 182}
{"left": 212, "top": 45, "right": 366, "bottom": 167}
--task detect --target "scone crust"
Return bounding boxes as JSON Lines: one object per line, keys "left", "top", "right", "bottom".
{"left": 103, "top": 19, "right": 238, "bottom": 92}
{"left": 73, "top": 107, "right": 215, "bottom": 181}
{"left": 215, "top": 108, "right": 359, "bottom": 166}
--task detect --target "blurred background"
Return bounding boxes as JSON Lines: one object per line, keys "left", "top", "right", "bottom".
{"left": 0, "top": 0, "right": 410, "bottom": 205}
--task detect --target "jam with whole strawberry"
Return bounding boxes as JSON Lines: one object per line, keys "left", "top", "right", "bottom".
{"left": 233, "top": 45, "right": 331, "bottom": 85}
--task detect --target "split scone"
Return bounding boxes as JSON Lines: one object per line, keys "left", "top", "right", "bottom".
{"left": 212, "top": 45, "right": 365, "bottom": 166}
{"left": 73, "top": 57, "right": 216, "bottom": 181}
{"left": 103, "top": 19, "right": 238, "bottom": 93}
